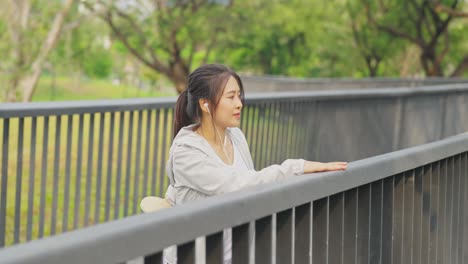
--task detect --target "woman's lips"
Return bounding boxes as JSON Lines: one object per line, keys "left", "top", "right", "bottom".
{"left": 233, "top": 113, "right": 241, "bottom": 119}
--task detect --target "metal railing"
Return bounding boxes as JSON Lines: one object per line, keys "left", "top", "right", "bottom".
{"left": 1, "top": 83, "right": 468, "bottom": 248}
{"left": 241, "top": 75, "right": 468, "bottom": 92}
{"left": 1, "top": 130, "right": 468, "bottom": 264}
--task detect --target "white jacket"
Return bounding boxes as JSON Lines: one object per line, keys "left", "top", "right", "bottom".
{"left": 165, "top": 124, "right": 305, "bottom": 205}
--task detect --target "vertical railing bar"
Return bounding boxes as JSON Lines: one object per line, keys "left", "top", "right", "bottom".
{"left": 270, "top": 102, "right": 278, "bottom": 165}
{"left": 293, "top": 101, "right": 303, "bottom": 158}
{"left": 257, "top": 102, "right": 266, "bottom": 168}
{"left": 283, "top": 102, "right": 292, "bottom": 162}
{"left": 264, "top": 103, "right": 274, "bottom": 166}
{"left": 255, "top": 215, "right": 273, "bottom": 264}
{"left": 276, "top": 208, "right": 293, "bottom": 264}
{"left": 143, "top": 252, "right": 162, "bottom": 264}
{"left": 290, "top": 101, "right": 298, "bottom": 159}
{"left": 354, "top": 187, "right": 359, "bottom": 264}
{"left": 402, "top": 170, "right": 414, "bottom": 264}
{"left": 446, "top": 157, "right": 453, "bottom": 264}
{"left": 246, "top": 105, "right": 255, "bottom": 151}
{"left": 253, "top": 103, "right": 263, "bottom": 169}
{"left": 343, "top": 188, "right": 358, "bottom": 264}
{"left": 392, "top": 173, "right": 404, "bottom": 264}
{"left": 13, "top": 117, "right": 24, "bottom": 243}
{"left": 367, "top": 184, "right": 372, "bottom": 264}
{"left": 451, "top": 155, "right": 460, "bottom": 264}
{"left": 286, "top": 101, "right": 295, "bottom": 159}
{"left": 380, "top": 175, "right": 395, "bottom": 264}
{"left": 415, "top": 167, "right": 424, "bottom": 264}
{"left": 104, "top": 112, "right": 115, "bottom": 221}
{"left": 206, "top": 231, "right": 224, "bottom": 264}
{"left": 313, "top": 197, "right": 328, "bottom": 264}
{"left": 328, "top": 193, "right": 344, "bottom": 264}
{"left": 273, "top": 102, "right": 281, "bottom": 164}
{"left": 124, "top": 111, "right": 134, "bottom": 216}
{"left": 164, "top": 109, "right": 174, "bottom": 192}
{"left": 266, "top": 102, "right": 275, "bottom": 166}
{"left": 455, "top": 154, "right": 463, "bottom": 264}
{"left": 458, "top": 153, "right": 466, "bottom": 264}
{"left": 463, "top": 153, "right": 468, "bottom": 264}
{"left": 301, "top": 101, "right": 309, "bottom": 157}
{"left": 275, "top": 102, "right": 283, "bottom": 163}
{"left": 50, "top": 115, "right": 61, "bottom": 234}
{"left": 380, "top": 180, "right": 384, "bottom": 264}
{"left": 73, "top": 114, "right": 84, "bottom": 230}
{"left": 420, "top": 164, "right": 431, "bottom": 264}
{"left": 294, "top": 202, "right": 311, "bottom": 264}
{"left": 293, "top": 100, "right": 302, "bottom": 158}
{"left": 38, "top": 116, "right": 49, "bottom": 238}
{"left": 151, "top": 109, "right": 161, "bottom": 195}
{"left": 84, "top": 114, "right": 95, "bottom": 226}
{"left": 0, "top": 118, "right": 9, "bottom": 247}
{"left": 62, "top": 115, "right": 73, "bottom": 233}
{"left": 26, "top": 117, "right": 37, "bottom": 241}
{"left": 177, "top": 241, "right": 196, "bottom": 264}
{"left": 133, "top": 110, "right": 143, "bottom": 213}
{"left": 94, "top": 113, "right": 106, "bottom": 222}
{"left": 142, "top": 110, "right": 153, "bottom": 197}
{"left": 436, "top": 160, "right": 441, "bottom": 264}
{"left": 158, "top": 109, "right": 168, "bottom": 197}
{"left": 232, "top": 223, "right": 249, "bottom": 264}
{"left": 114, "top": 111, "right": 125, "bottom": 219}
{"left": 427, "top": 163, "right": 434, "bottom": 264}
{"left": 437, "top": 159, "right": 447, "bottom": 263}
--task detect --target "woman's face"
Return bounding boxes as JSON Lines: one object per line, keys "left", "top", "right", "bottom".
{"left": 213, "top": 76, "right": 243, "bottom": 128}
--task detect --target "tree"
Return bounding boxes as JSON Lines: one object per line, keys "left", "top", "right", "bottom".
{"left": 362, "top": 0, "right": 468, "bottom": 77}
{"left": 0, "top": 0, "right": 76, "bottom": 102}
{"left": 83, "top": 0, "right": 234, "bottom": 94}
{"left": 347, "top": 1, "right": 406, "bottom": 77}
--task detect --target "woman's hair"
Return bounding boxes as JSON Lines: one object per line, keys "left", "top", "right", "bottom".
{"left": 174, "top": 64, "right": 245, "bottom": 138}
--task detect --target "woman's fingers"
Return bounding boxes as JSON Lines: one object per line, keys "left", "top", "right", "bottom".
{"left": 326, "top": 162, "right": 347, "bottom": 171}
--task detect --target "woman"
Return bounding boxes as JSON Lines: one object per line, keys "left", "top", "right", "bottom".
{"left": 162, "top": 64, "right": 346, "bottom": 263}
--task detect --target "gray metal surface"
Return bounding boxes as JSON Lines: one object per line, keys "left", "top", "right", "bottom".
{"left": 240, "top": 76, "right": 468, "bottom": 93}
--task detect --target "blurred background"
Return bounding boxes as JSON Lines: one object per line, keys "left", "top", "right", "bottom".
{"left": 0, "top": 0, "right": 467, "bottom": 103}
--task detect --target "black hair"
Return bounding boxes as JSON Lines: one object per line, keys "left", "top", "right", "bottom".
{"left": 173, "top": 64, "right": 245, "bottom": 138}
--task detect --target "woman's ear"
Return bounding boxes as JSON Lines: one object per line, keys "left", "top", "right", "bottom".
{"left": 199, "top": 99, "right": 210, "bottom": 114}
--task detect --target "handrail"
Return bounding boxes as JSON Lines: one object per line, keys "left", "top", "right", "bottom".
{"left": 1, "top": 83, "right": 468, "bottom": 118}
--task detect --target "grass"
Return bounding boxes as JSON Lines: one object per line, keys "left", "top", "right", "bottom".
{"left": 33, "top": 75, "right": 177, "bottom": 102}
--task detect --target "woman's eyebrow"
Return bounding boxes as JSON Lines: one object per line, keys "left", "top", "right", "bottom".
{"left": 225, "top": 90, "right": 239, "bottom": 95}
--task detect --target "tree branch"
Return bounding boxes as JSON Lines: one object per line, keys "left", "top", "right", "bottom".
{"left": 105, "top": 11, "right": 170, "bottom": 76}
{"left": 434, "top": 2, "right": 468, "bottom": 18}
{"left": 450, "top": 55, "right": 468, "bottom": 77}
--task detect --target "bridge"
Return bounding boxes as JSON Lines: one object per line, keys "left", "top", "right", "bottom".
{"left": 1, "top": 81, "right": 468, "bottom": 263}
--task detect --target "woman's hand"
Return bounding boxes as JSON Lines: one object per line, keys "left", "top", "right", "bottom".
{"left": 303, "top": 161, "right": 347, "bottom": 173}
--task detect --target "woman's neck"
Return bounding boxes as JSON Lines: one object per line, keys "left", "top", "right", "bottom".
{"left": 197, "top": 119, "right": 226, "bottom": 147}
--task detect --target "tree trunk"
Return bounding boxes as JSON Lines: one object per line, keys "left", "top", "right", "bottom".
{"left": 21, "top": 0, "right": 74, "bottom": 102}
{"left": 420, "top": 48, "right": 444, "bottom": 77}
{"left": 170, "top": 62, "right": 189, "bottom": 94}
{"left": 451, "top": 56, "right": 468, "bottom": 77}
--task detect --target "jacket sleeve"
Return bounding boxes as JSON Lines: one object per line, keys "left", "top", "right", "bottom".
{"left": 171, "top": 144, "right": 305, "bottom": 196}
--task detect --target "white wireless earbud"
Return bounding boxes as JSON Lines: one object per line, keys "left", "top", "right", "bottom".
{"left": 204, "top": 103, "right": 210, "bottom": 113}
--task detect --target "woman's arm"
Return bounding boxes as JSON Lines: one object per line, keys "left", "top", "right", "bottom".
{"left": 171, "top": 144, "right": 346, "bottom": 196}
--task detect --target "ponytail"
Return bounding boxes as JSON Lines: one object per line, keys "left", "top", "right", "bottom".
{"left": 174, "top": 90, "right": 192, "bottom": 138}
